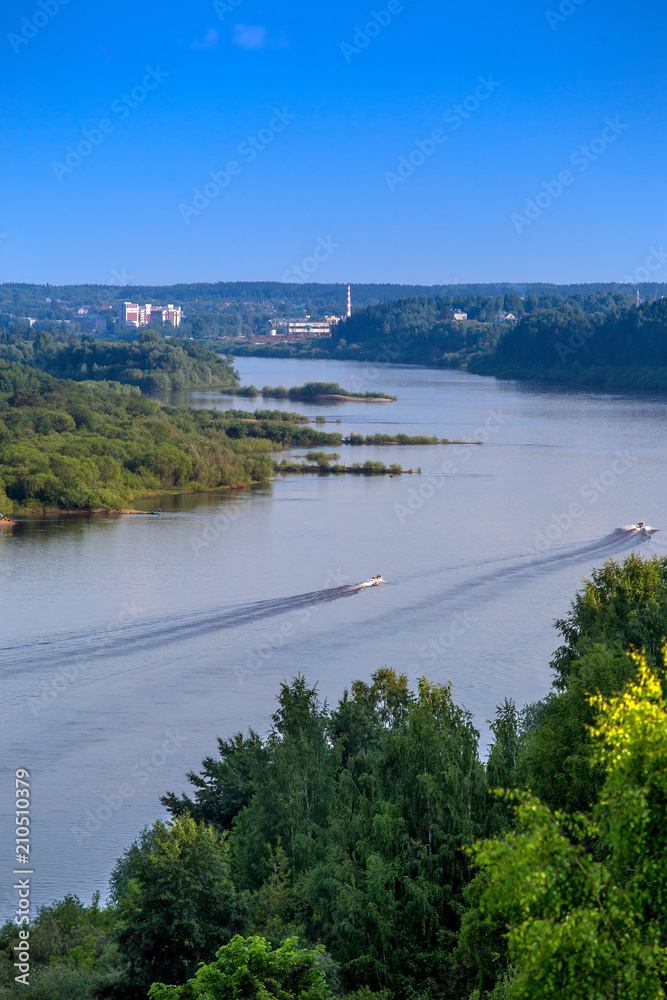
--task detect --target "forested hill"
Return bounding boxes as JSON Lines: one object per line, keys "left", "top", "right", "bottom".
{"left": 308, "top": 289, "right": 632, "bottom": 368}
{"left": 7, "top": 331, "right": 239, "bottom": 392}
{"left": 238, "top": 292, "right": 667, "bottom": 389}
{"left": 471, "top": 297, "right": 667, "bottom": 387}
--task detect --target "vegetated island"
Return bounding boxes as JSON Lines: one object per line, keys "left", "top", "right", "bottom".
{"left": 275, "top": 452, "right": 412, "bottom": 476}
{"left": 9, "top": 552, "right": 667, "bottom": 1000}
{"left": 0, "top": 363, "right": 461, "bottom": 514}
{"left": 234, "top": 381, "right": 396, "bottom": 402}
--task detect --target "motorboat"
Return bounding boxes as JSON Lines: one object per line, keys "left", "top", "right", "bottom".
{"left": 359, "top": 576, "right": 385, "bottom": 588}
{"left": 632, "top": 522, "right": 657, "bottom": 535}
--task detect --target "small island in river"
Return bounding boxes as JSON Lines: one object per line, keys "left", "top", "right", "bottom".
{"left": 236, "top": 381, "right": 396, "bottom": 402}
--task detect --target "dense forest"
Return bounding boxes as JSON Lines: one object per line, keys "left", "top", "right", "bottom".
{"left": 225, "top": 290, "right": 638, "bottom": 370}
{"left": 2, "top": 552, "right": 667, "bottom": 998}
{"left": 227, "top": 292, "right": 667, "bottom": 391}
{"left": 470, "top": 297, "right": 667, "bottom": 388}
{"left": 0, "top": 331, "right": 239, "bottom": 392}
{"left": 0, "top": 362, "right": 353, "bottom": 512}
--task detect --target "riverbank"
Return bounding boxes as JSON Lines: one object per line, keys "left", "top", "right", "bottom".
{"left": 469, "top": 357, "right": 667, "bottom": 391}
{"left": 219, "top": 340, "right": 667, "bottom": 395}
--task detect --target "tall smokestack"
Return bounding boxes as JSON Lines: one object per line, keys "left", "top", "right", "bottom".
{"left": 347, "top": 283, "right": 352, "bottom": 319}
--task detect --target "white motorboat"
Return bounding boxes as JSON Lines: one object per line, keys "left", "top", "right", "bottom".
{"left": 359, "top": 576, "right": 385, "bottom": 588}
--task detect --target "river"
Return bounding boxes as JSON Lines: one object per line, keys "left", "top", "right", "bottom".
{"left": 1, "top": 356, "right": 665, "bottom": 911}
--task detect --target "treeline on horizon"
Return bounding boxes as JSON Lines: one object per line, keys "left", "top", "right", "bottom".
{"left": 0, "top": 361, "right": 352, "bottom": 512}
{"left": 3, "top": 552, "right": 667, "bottom": 999}
{"left": 0, "top": 280, "right": 660, "bottom": 318}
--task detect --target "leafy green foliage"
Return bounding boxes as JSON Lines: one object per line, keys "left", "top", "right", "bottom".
{"left": 41, "top": 331, "right": 238, "bottom": 391}
{"left": 162, "top": 671, "right": 491, "bottom": 995}
{"left": 261, "top": 382, "right": 396, "bottom": 400}
{"left": 0, "top": 893, "right": 123, "bottom": 999}
{"left": 468, "top": 654, "right": 667, "bottom": 999}
{"left": 110, "top": 817, "right": 242, "bottom": 996}
{"left": 0, "top": 361, "right": 348, "bottom": 510}
{"left": 148, "top": 935, "right": 332, "bottom": 1000}
{"left": 519, "top": 553, "right": 667, "bottom": 812}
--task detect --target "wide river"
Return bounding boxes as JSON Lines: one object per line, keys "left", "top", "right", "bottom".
{"left": 1, "top": 356, "right": 666, "bottom": 912}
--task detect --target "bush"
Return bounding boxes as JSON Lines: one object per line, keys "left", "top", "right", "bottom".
{"left": 148, "top": 936, "right": 332, "bottom": 1000}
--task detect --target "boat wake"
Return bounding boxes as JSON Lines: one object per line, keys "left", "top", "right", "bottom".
{"left": 0, "top": 582, "right": 381, "bottom": 674}
{"left": 365, "top": 530, "right": 654, "bottom": 638}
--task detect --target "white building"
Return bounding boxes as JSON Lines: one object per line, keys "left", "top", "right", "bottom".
{"left": 287, "top": 320, "right": 333, "bottom": 338}
{"left": 120, "top": 302, "right": 183, "bottom": 328}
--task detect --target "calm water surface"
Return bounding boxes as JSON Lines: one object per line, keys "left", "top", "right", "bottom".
{"left": 1, "top": 357, "right": 666, "bottom": 910}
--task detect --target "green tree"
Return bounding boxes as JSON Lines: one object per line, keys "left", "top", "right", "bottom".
{"left": 467, "top": 653, "right": 667, "bottom": 999}
{"left": 110, "top": 816, "right": 242, "bottom": 995}
{"left": 303, "top": 678, "right": 488, "bottom": 993}
{"left": 519, "top": 553, "right": 667, "bottom": 812}
{"left": 147, "top": 935, "right": 331, "bottom": 1000}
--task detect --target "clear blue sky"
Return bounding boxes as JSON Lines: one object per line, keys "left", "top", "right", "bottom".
{"left": 1, "top": 0, "right": 665, "bottom": 285}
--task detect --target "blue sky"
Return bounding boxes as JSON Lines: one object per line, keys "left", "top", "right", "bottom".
{"left": 1, "top": 0, "right": 665, "bottom": 285}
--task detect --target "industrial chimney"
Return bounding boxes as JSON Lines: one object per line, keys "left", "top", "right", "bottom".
{"left": 347, "top": 283, "right": 352, "bottom": 319}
